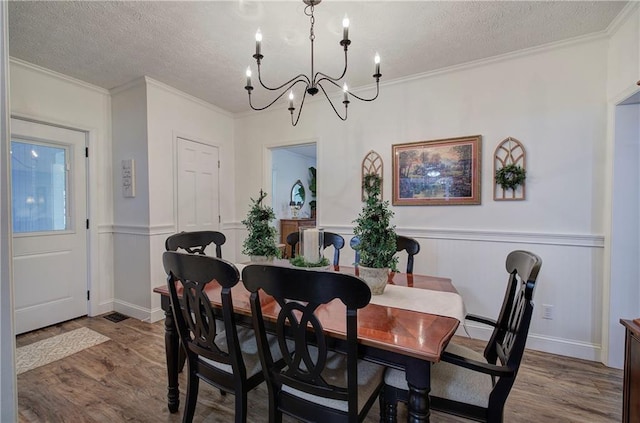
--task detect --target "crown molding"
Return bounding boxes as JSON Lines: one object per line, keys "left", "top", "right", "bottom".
{"left": 108, "top": 76, "right": 146, "bottom": 96}
{"left": 606, "top": 1, "right": 639, "bottom": 36}
{"left": 9, "top": 57, "right": 110, "bottom": 96}
{"left": 234, "top": 30, "right": 609, "bottom": 120}
{"left": 144, "top": 76, "right": 234, "bottom": 118}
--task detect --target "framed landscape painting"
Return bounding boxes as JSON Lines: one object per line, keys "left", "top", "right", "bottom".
{"left": 392, "top": 135, "right": 482, "bottom": 205}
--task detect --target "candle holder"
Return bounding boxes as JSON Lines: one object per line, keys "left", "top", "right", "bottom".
{"left": 289, "top": 201, "right": 302, "bottom": 218}
{"left": 300, "top": 227, "right": 324, "bottom": 264}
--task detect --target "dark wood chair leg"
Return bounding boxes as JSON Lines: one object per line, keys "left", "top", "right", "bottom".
{"left": 163, "top": 305, "right": 180, "bottom": 413}
{"left": 184, "top": 370, "right": 200, "bottom": 423}
{"left": 383, "top": 386, "right": 398, "bottom": 423}
{"left": 235, "top": 392, "right": 248, "bottom": 423}
{"left": 178, "top": 342, "right": 186, "bottom": 373}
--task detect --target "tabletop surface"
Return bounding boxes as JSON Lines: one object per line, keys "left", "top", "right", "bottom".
{"left": 154, "top": 262, "right": 460, "bottom": 362}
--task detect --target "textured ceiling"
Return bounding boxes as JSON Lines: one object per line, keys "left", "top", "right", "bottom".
{"left": 8, "top": 1, "right": 628, "bottom": 114}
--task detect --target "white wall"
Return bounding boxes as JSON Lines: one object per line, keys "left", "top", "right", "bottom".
{"left": 111, "top": 78, "right": 150, "bottom": 317}
{"left": 10, "top": 59, "right": 114, "bottom": 318}
{"left": 0, "top": 2, "right": 17, "bottom": 419}
{"left": 112, "top": 77, "right": 236, "bottom": 321}
{"left": 146, "top": 78, "right": 235, "bottom": 321}
{"left": 603, "top": 3, "right": 640, "bottom": 368}
{"left": 235, "top": 37, "right": 610, "bottom": 360}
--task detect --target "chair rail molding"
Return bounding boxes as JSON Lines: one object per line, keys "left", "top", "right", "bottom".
{"left": 317, "top": 225, "right": 603, "bottom": 248}
{"left": 112, "top": 223, "right": 176, "bottom": 236}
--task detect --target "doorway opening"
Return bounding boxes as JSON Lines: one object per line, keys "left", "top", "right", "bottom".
{"left": 606, "top": 88, "right": 640, "bottom": 368}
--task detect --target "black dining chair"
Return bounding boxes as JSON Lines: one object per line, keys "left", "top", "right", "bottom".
{"left": 165, "top": 230, "right": 226, "bottom": 258}
{"left": 381, "top": 250, "right": 542, "bottom": 423}
{"left": 286, "top": 231, "right": 345, "bottom": 266}
{"left": 350, "top": 235, "right": 420, "bottom": 274}
{"left": 242, "top": 264, "right": 385, "bottom": 423}
{"left": 163, "top": 251, "right": 269, "bottom": 423}
{"left": 395, "top": 235, "right": 420, "bottom": 274}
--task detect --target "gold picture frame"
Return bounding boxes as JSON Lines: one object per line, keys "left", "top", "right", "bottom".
{"left": 392, "top": 135, "right": 482, "bottom": 206}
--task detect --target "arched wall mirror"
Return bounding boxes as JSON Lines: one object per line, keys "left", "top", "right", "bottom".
{"left": 290, "top": 180, "right": 305, "bottom": 206}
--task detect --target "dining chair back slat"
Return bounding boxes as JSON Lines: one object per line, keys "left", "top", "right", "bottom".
{"left": 165, "top": 230, "right": 226, "bottom": 258}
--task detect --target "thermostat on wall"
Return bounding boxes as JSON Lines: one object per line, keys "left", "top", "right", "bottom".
{"left": 122, "top": 159, "right": 135, "bottom": 198}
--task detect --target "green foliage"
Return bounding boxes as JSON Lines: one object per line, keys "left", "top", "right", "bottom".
{"left": 495, "top": 163, "right": 526, "bottom": 190}
{"left": 290, "top": 255, "right": 330, "bottom": 268}
{"left": 308, "top": 167, "right": 317, "bottom": 210}
{"left": 353, "top": 174, "right": 398, "bottom": 271}
{"left": 241, "top": 190, "right": 280, "bottom": 257}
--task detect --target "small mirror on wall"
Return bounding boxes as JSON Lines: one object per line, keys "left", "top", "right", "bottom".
{"left": 290, "top": 180, "right": 305, "bottom": 206}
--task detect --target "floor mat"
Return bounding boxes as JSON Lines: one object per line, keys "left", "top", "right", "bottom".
{"left": 16, "top": 327, "right": 110, "bottom": 374}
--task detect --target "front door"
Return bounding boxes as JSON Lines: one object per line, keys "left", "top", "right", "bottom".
{"left": 10, "top": 118, "right": 88, "bottom": 334}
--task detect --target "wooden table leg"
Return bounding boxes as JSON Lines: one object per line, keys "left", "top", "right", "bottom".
{"left": 162, "top": 297, "right": 180, "bottom": 413}
{"left": 405, "top": 359, "right": 431, "bottom": 423}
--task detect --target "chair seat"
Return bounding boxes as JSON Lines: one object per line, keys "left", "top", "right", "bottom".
{"left": 384, "top": 342, "right": 493, "bottom": 408}
{"left": 202, "top": 325, "right": 280, "bottom": 378}
{"left": 282, "top": 352, "right": 385, "bottom": 413}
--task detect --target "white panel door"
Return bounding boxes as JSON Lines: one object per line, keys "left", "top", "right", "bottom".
{"left": 10, "top": 118, "right": 87, "bottom": 334}
{"left": 177, "top": 138, "right": 220, "bottom": 234}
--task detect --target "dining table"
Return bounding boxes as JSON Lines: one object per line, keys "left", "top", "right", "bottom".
{"left": 153, "top": 261, "right": 462, "bottom": 423}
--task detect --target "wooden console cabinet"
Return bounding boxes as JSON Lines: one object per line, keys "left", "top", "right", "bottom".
{"left": 280, "top": 218, "right": 315, "bottom": 258}
{"left": 621, "top": 318, "right": 640, "bottom": 422}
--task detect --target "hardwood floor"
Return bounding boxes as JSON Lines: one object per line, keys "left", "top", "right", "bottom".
{"left": 17, "top": 315, "right": 623, "bottom": 423}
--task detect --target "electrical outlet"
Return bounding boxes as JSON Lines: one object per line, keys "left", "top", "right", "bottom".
{"left": 542, "top": 304, "right": 554, "bottom": 320}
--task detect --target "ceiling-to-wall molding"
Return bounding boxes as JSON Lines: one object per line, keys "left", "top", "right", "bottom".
{"left": 144, "top": 76, "right": 234, "bottom": 118}
{"left": 365, "top": 31, "right": 609, "bottom": 93}
{"left": 234, "top": 30, "right": 609, "bottom": 120}
{"left": 108, "top": 75, "right": 146, "bottom": 96}
{"left": 606, "top": 1, "right": 640, "bottom": 36}
{"left": 9, "top": 57, "right": 110, "bottom": 96}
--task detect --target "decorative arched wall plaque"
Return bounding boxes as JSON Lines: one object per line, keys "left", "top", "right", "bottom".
{"left": 361, "top": 150, "right": 383, "bottom": 201}
{"left": 494, "top": 137, "right": 526, "bottom": 201}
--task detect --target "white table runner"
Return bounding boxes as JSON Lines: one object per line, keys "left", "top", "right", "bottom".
{"left": 369, "top": 284, "right": 466, "bottom": 323}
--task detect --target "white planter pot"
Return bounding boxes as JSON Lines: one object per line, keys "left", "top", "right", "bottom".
{"left": 358, "top": 265, "right": 390, "bottom": 295}
{"left": 250, "top": 255, "right": 274, "bottom": 263}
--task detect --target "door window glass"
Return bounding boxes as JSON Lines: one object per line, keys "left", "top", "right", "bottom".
{"left": 11, "top": 140, "right": 68, "bottom": 233}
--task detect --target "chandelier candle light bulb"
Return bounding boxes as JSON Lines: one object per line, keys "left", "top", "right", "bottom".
{"left": 245, "top": 67, "right": 252, "bottom": 88}
{"left": 342, "top": 15, "right": 349, "bottom": 41}
{"left": 343, "top": 83, "right": 349, "bottom": 103}
{"left": 255, "top": 29, "right": 262, "bottom": 56}
{"left": 375, "top": 53, "right": 381, "bottom": 75}
{"left": 288, "top": 91, "right": 294, "bottom": 110}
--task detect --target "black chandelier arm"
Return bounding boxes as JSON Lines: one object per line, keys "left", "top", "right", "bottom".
{"left": 247, "top": 79, "right": 309, "bottom": 111}
{"left": 313, "top": 49, "right": 349, "bottom": 83}
{"left": 256, "top": 65, "right": 311, "bottom": 92}
{"left": 344, "top": 80, "right": 380, "bottom": 102}
{"left": 290, "top": 89, "right": 308, "bottom": 127}
{"left": 317, "top": 82, "right": 347, "bottom": 121}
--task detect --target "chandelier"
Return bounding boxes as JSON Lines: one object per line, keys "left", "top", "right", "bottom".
{"left": 244, "top": 0, "right": 381, "bottom": 126}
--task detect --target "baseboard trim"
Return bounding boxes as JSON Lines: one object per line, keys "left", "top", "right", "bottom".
{"left": 112, "top": 300, "right": 152, "bottom": 322}
{"left": 464, "top": 324, "right": 602, "bottom": 362}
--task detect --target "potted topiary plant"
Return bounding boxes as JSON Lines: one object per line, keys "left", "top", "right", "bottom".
{"left": 241, "top": 190, "right": 280, "bottom": 262}
{"left": 352, "top": 173, "right": 398, "bottom": 294}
